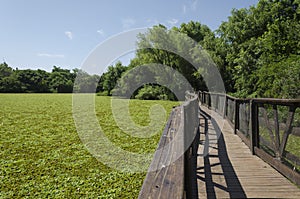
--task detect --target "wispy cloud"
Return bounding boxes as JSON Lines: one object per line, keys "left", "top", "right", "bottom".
{"left": 183, "top": 4, "right": 187, "bottom": 14}
{"left": 167, "top": 18, "right": 178, "bottom": 26}
{"left": 97, "top": 29, "right": 105, "bottom": 36}
{"left": 182, "top": 1, "right": 198, "bottom": 14}
{"left": 37, "top": 53, "right": 65, "bottom": 58}
{"left": 64, "top": 31, "right": 73, "bottom": 40}
{"left": 122, "top": 18, "right": 136, "bottom": 30}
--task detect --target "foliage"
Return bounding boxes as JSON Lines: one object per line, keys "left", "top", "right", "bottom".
{"left": 0, "top": 64, "right": 101, "bottom": 93}
{"left": 73, "top": 69, "right": 100, "bottom": 93}
{"left": 257, "top": 55, "right": 300, "bottom": 98}
{"left": 216, "top": 0, "right": 300, "bottom": 98}
{"left": 96, "top": 90, "right": 109, "bottom": 96}
{"left": 0, "top": 94, "right": 178, "bottom": 198}
{"left": 134, "top": 23, "right": 211, "bottom": 92}
{"left": 0, "top": 63, "right": 22, "bottom": 92}
{"left": 49, "top": 66, "right": 75, "bottom": 93}
{"left": 99, "top": 61, "right": 128, "bottom": 95}
{"left": 114, "top": 22, "right": 214, "bottom": 100}
{"left": 135, "top": 85, "right": 176, "bottom": 101}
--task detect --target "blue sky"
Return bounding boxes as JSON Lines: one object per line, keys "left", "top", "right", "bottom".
{"left": 1, "top": 0, "right": 258, "bottom": 72}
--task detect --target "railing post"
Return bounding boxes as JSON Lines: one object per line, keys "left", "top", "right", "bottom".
{"left": 216, "top": 94, "right": 219, "bottom": 112}
{"left": 250, "top": 100, "right": 259, "bottom": 155}
{"left": 223, "top": 94, "right": 228, "bottom": 119}
{"left": 200, "top": 92, "right": 203, "bottom": 104}
{"left": 208, "top": 93, "right": 211, "bottom": 108}
{"left": 234, "top": 100, "right": 239, "bottom": 134}
{"left": 200, "top": 92, "right": 202, "bottom": 103}
{"left": 183, "top": 94, "right": 199, "bottom": 199}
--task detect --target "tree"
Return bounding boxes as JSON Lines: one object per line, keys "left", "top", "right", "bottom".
{"left": 14, "top": 69, "right": 50, "bottom": 93}
{"left": 257, "top": 55, "right": 300, "bottom": 98}
{"left": 49, "top": 66, "right": 74, "bottom": 93}
{"left": 217, "top": 0, "right": 300, "bottom": 98}
{"left": 100, "top": 61, "right": 128, "bottom": 95}
{"left": 131, "top": 22, "right": 214, "bottom": 100}
{"left": 0, "top": 63, "right": 22, "bottom": 92}
{"left": 73, "top": 69, "right": 100, "bottom": 93}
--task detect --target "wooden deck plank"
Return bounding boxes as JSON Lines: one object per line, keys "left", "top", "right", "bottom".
{"left": 197, "top": 105, "right": 300, "bottom": 198}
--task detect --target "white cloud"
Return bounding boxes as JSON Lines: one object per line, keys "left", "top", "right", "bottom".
{"left": 37, "top": 53, "right": 65, "bottom": 58}
{"left": 183, "top": 4, "right": 187, "bottom": 14}
{"left": 122, "top": 18, "right": 136, "bottom": 30}
{"left": 182, "top": 1, "right": 197, "bottom": 14}
{"left": 64, "top": 31, "right": 73, "bottom": 40}
{"left": 97, "top": 29, "right": 105, "bottom": 36}
{"left": 167, "top": 19, "right": 178, "bottom": 26}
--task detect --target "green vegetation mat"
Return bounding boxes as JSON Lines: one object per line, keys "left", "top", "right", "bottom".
{"left": 0, "top": 94, "right": 178, "bottom": 198}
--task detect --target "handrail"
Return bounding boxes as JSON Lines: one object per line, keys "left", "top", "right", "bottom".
{"left": 183, "top": 92, "right": 200, "bottom": 199}
{"left": 139, "top": 92, "right": 199, "bottom": 199}
{"left": 199, "top": 91, "right": 300, "bottom": 186}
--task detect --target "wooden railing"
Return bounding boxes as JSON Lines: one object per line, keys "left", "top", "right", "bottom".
{"left": 199, "top": 91, "right": 300, "bottom": 186}
{"left": 139, "top": 92, "right": 199, "bottom": 199}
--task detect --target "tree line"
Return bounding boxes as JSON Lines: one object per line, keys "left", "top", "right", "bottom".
{"left": 1, "top": 0, "right": 299, "bottom": 99}
{"left": 0, "top": 61, "right": 127, "bottom": 93}
{"left": 0, "top": 63, "right": 92, "bottom": 93}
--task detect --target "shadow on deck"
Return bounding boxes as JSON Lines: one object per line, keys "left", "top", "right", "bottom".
{"left": 197, "top": 109, "right": 246, "bottom": 198}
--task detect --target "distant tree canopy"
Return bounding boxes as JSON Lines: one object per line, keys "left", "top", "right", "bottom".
{"left": 0, "top": 63, "right": 101, "bottom": 93}
{"left": 1, "top": 0, "right": 299, "bottom": 99}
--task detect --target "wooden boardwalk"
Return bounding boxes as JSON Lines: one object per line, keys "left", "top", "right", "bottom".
{"left": 197, "top": 105, "right": 300, "bottom": 198}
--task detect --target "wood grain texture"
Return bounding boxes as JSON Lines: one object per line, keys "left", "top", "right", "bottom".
{"left": 138, "top": 107, "right": 185, "bottom": 199}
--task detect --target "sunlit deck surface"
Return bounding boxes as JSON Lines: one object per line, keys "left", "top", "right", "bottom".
{"left": 197, "top": 105, "right": 300, "bottom": 198}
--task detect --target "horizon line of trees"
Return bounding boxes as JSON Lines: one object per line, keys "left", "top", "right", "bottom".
{"left": 1, "top": 0, "right": 299, "bottom": 99}
{"left": 0, "top": 61, "right": 128, "bottom": 94}
{"left": 0, "top": 63, "right": 97, "bottom": 93}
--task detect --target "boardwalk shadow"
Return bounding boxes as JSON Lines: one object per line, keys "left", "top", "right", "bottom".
{"left": 197, "top": 110, "right": 246, "bottom": 199}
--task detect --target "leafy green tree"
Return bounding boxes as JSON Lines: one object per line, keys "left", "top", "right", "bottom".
{"left": 49, "top": 66, "right": 74, "bottom": 93}
{"left": 0, "top": 62, "right": 12, "bottom": 77}
{"left": 15, "top": 69, "right": 50, "bottom": 93}
{"left": 133, "top": 22, "right": 213, "bottom": 98}
{"left": 257, "top": 55, "right": 300, "bottom": 98}
{"left": 73, "top": 69, "right": 100, "bottom": 93}
{"left": 135, "top": 85, "right": 175, "bottom": 100}
{"left": 101, "top": 61, "right": 128, "bottom": 95}
{"left": 0, "top": 63, "right": 22, "bottom": 92}
{"left": 175, "top": 21, "right": 212, "bottom": 44}
{"left": 217, "top": 0, "right": 300, "bottom": 98}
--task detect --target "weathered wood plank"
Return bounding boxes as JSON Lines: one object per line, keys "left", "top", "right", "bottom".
{"left": 138, "top": 107, "right": 185, "bottom": 199}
